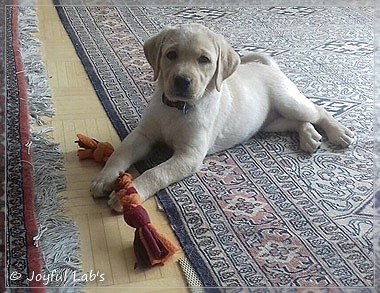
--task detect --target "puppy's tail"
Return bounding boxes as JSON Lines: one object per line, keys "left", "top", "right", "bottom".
{"left": 240, "top": 52, "right": 280, "bottom": 70}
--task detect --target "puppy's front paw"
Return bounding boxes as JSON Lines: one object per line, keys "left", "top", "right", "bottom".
{"left": 90, "top": 170, "right": 120, "bottom": 198}
{"left": 108, "top": 191, "right": 123, "bottom": 213}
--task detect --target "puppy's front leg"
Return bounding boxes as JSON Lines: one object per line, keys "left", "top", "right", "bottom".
{"left": 118, "top": 149, "right": 205, "bottom": 204}
{"left": 91, "top": 128, "right": 153, "bottom": 198}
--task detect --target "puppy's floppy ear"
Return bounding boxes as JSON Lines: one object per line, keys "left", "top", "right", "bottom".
{"left": 143, "top": 28, "right": 171, "bottom": 81}
{"left": 214, "top": 35, "right": 240, "bottom": 92}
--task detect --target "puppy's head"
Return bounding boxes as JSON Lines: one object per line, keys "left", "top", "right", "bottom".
{"left": 144, "top": 23, "right": 240, "bottom": 103}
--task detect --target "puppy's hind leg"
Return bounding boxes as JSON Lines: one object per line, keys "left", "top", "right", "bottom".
{"left": 263, "top": 117, "right": 322, "bottom": 153}
{"left": 270, "top": 78, "right": 354, "bottom": 150}
{"left": 315, "top": 105, "right": 354, "bottom": 147}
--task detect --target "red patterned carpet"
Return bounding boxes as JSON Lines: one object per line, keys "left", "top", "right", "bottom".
{"left": 0, "top": 2, "right": 5, "bottom": 291}
{"left": 5, "top": 2, "right": 83, "bottom": 290}
{"left": 5, "top": 4, "right": 45, "bottom": 289}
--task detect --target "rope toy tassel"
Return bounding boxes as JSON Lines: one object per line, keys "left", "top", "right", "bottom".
{"left": 115, "top": 173, "right": 178, "bottom": 268}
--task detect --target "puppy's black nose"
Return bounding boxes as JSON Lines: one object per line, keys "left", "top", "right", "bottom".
{"left": 174, "top": 75, "right": 192, "bottom": 92}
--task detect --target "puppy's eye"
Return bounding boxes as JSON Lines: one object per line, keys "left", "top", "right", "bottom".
{"left": 199, "top": 56, "right": 211, "bottom": 64}
{"left": 166, "top": 51, "right": 177, "bottom": 60}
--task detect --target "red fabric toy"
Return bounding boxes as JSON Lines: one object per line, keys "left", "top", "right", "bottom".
{"left": 75, "top": 134, "right": 178, "bottom": 268}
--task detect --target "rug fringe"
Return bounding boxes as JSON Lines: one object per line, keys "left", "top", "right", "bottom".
{"left": 18, "top": 5, "right": 55, "bottom": 126}
{"left": 18, "top": 2, "right": 84, "bottom": 289}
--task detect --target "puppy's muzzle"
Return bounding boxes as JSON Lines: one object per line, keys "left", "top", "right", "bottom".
{"left": 174, "top": 75, "right": 192, "bottom": 95}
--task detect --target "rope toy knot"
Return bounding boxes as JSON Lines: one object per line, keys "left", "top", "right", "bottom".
{"left": 124, "top": 205, "right": 150, "bottom": 228}
{"left": 115, "top": 172, "right": 178, "bottom": 268}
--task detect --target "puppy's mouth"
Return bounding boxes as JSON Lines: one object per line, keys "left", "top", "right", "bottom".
{"left": 165, "top": 91, "right": 195, "bottom": 102}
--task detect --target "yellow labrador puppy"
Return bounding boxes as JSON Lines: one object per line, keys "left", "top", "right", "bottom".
{"left": 91, "top": 24, "right": 354, "bottom": 210}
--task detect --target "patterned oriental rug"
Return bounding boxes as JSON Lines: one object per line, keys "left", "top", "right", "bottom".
{"left": 6, "top": 2, "right": 83, "bottom": 290}
{"left": 56, "top": 3, "right": 374, "bottom": 289}
{"left": 0, "top": 2, "right": 6, "bottom": 291}
{"left": 6, "top": 4, "right": 44, "bottom": 290}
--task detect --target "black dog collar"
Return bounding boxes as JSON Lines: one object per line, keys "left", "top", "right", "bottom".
{"left": 162, "top": 93, "right": 193, "bottom": 114}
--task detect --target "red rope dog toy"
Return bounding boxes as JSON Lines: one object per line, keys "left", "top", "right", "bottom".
{"left": 115, "top": 173, "right": 178, "bottom": 268}
{"left": 75, "top": 134, "right": 178, "bottom": 268}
